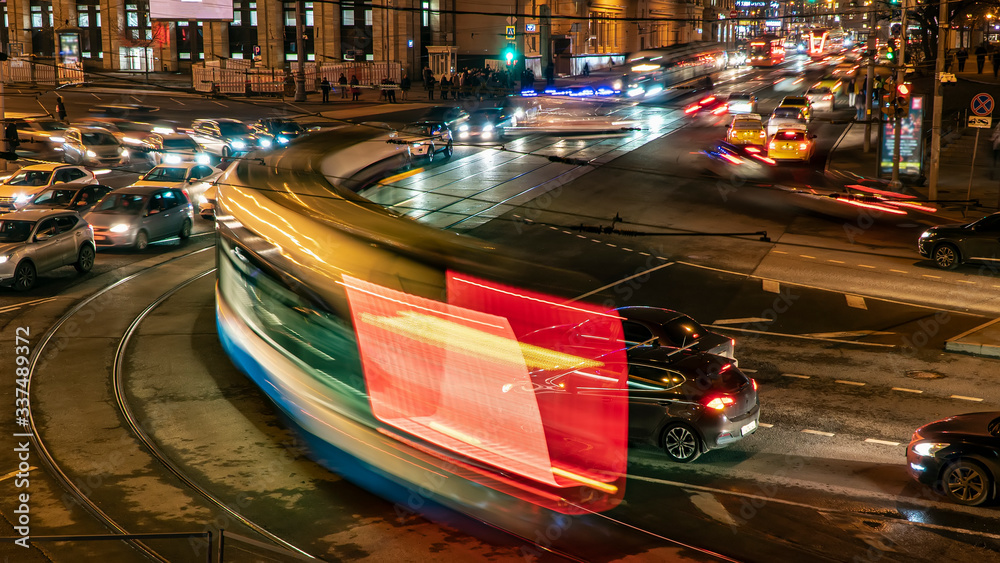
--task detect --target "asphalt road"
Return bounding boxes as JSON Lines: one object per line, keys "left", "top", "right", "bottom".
{"left": 2, "top": 56, "right": 1000, "bottom": 562}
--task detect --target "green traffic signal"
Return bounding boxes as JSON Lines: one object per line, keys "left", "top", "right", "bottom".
{"left": 504, "top": 42, "right": 516, "bottom": 65}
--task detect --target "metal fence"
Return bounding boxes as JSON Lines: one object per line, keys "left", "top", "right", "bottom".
{"left": 192, "top": 60, "right": 402, "bottom": 96}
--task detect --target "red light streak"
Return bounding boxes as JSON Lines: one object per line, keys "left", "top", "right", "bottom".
{"left": 841, "top": 198, "right": 908, "bottom": 215}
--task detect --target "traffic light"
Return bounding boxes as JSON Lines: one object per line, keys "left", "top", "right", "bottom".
{"left": 503, "top": 42, "right": 516, "bottom": 66}
{"left": 894, "top": 83, "right": 910, "bottom": 117}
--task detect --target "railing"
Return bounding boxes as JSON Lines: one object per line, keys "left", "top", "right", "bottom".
{"left": 0, "top": 58, "right": 82, "bottom": 85}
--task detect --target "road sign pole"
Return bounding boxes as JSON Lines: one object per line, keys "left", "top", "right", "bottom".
{"left": 968, "top": 127, "right": 981, "bottom": 203}
{"left": 929, "top": 0, "right": 949, "bottom": 200}
{"left": 890, "top": 0, "right": 908, "bottom": 188}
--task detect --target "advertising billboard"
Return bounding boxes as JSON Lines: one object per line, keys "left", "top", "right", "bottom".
{"left": 149, "top": 0, "right": 234, "bottom": 21}
{"left": 879, "top": 95, "right": 924, "bottom": 179}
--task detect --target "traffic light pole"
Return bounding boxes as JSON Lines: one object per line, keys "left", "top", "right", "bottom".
{"left": 928, "top": 0, "right": 948, "bottom": 201}
{"left": 890, "top": 0, "right": 908, "bottom": 188}
{"left": 864, "top": 7, "right": 876, "bottom": 153}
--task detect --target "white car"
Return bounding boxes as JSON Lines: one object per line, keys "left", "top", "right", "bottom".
{"left": 62, "top": 126, "right": 129, "bottom": 167}
{"left": 198, "top": 184, "right": 216, "bottom": 220}
{"left": 393, "top": 121, "right": 454, "bottom": 161}
{"left": 140, "top": 133, "right": 211, "bottom": 166}
{"left": 131, "top": 163, "right": 220, "bottom": 204}
{"left": 0, "top": 164, "right": 97, "bottom": 214}
{"left": 766, "top": 107, "right": 809, "bottom": 138}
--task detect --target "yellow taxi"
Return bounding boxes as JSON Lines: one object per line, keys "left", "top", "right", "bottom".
{"left": 778, "top": 96, "right": 813, "bottom": 122}
{"left": 726, "top": 114, "right": 767, "bottom": 146}
{"left": 768, "top": 127, "right": 814, "bottom": 161}
{"left": 814, "top": 75, "right": 844, "bottom": 94}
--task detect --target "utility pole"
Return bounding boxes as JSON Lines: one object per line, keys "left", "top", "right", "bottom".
{"left": 890, "top": 0, "right": 908, "bottom": 187}
{"left": 293, "top": 0, "right": 307, "bottom": 102}
{"left": 864, "top": 5, "right": 877, "bottom": 153}
{"left": 928, "top": 0, "right": 948, "bottom": 200}
{"left": 515, "top": 0, "right": 525, "bottom": 89}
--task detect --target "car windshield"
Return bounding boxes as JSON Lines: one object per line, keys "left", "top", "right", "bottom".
{"left": 162, "top": 138, "right": 198, "bottom": 150}
{"left": 31, "top": 189, "right": 77, "bottom": 205}
{"left": 807, "top": 88, "right": 832, "bottom": 95}
{"left": 94, "top": 193, "right": 148, "bottom": 214}
{"left": 0, "top": 220, "right": 34, "bottom": 243}
{"left": 82, "top": 132, "right": 119, "bottom": 145}
{"left": 34, "top": 121, "right": 67, "bottom": 132}
{"left": 271, "top": 122, "right": 304, "bottom": 134}
{"left": 143, "top": 167, "right": 188, "bottom": 182}
{"left": 772, "top": 108, "right": 802, "bottom": 120}
{"left": 732, "top": 120, "right": 761, "bottom": 130}
{"left": 7, "top": 170, "right": 53, "bottom": 186}
{"left": 470, "top": 111, "right": 499, "bottom": 124}
{"left": 776, "top": 130, "right": 807, "bottom": 141}
{"left": 218, "top": 122, "right": 250, "bottom": 136}
{"left": 401, "top": 125, "right": 434, "bottom": 136}
{"left": 729, "top": 95, "right": 751, "bottom": 102}
{"left": 782, "top": 98, "right": 807, "bottom": 106}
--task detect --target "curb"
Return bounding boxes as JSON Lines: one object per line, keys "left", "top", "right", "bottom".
{"left": 944, "top": 317, "right": 1000, "bottom": 358}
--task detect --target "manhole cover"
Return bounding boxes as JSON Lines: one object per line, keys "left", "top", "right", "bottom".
{"left": 905, "top": 370, "right": 945, "bottom": 380}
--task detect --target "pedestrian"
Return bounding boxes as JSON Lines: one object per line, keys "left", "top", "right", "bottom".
{"left": 54, "top": 95, "right": 67, "bottom": 122}
{"left": 847, "top": 76, "right": 856, "bottom": 107}
{"left": 440, "top": 74, "right": 450, "bottom": 100}
{"left": 957, "top": 48, "right": 968, "bottom": 72}
{"left": 977, "top": 44, "right": 988, "bottom": 74}
{"left": 993, "top": 51, "right": 1000, "bottom": 78}
{"left": 382, "top": 76, "right": 397, "bottom": 103}
{"left": 426, "top": 74, "right": 436, "bottom": 100}
{"left": 583, "top": 61, "right": 590, "bottom": 77}
{"left": 400, "top": 72, "right": 411, "bottom": 101}
{"left": 607, "top": 56, "right": 613, "bottom": 70}
{"left": 338, "top": 73, "right": 348, "bottom": 98}
{"left": 855, "top": 86, "right": 867, "bottom": 122}
{"left": 545, "top": 64, "right": 554, "bottom": 86}
{"left": 320, "top": 78, "right": 331, "bottom": 103}
{"left": 350, "top": 74, "right": 361, "bottom": 101}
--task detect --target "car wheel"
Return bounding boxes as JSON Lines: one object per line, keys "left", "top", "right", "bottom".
{"left": 12, "top": 260, "right": 36, "bottom": 291}
{"left": 179, "top": 218, "right": 192, "bottom": 239}
{"left": 933, "top": 243, "right": 960, "bottom": 270}
{"left": 661, "top": 423, "right": 702, "bottom": 463}
{"left": 941, "top": 460, "right": 993, "bottom": 506}
{"left": 74, "top": 244, "right": 95, "bottom": 273}
{"left": 134, "top": 230, "right": 149, "bottom": 251}
{"left": 443, "top": 140, "right": 454, "bottom": 159}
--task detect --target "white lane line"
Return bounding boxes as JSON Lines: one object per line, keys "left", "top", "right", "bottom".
{"left": 801, "top": 429, "right": 835, "bottom": 437}
{"left": 0, "top": 297, "right": 59, "bottom": 314}
{"left": 576, "top": 234, "right": 587, "bottom": 239}
{"left": 772, "top": 250, "right": 788, "bottom": 254}
{"left": 857, "top": 264, "right": 876, "bottom": 269}
{"left": 709, "top": 324, "right": 896, "bottom": 348}
{"left": 0, "top": 467, "right": 37, "bottom": 482}
{"left": 782, "top": 373, "right": 810, "bottom": 379}
{"left": 762, "top": 279, "right": 781, "bottom": 293}
{"left": 561, "top": 230, "right": 573, "bottom": 234}
{"left": 892, "top": 387, "right": 923, "bottom": 394}
{"left": 590, "top": 239, "right": 602, "bottom": 243}
{"left": 170, "top": 98, "right": 186, "bottom": 105}
{"left": 548, "top": 225, "right": 558, "bottom": 230}
{"left": 951, "top": 395, "right": 984, "bottom": 402}
{"left": 758, "top": 422, "right": 773, "bottom": 428}
{"left": 622, "top": 247, "right": 634, "bottom": 252}
{"left": 606, "top": 243, "right": 617, "bottom": 248}
{"left": 802, "top": 330, "right": 893, "bottom": 338}
{"left": 212, "top": 100, "right": 227, "bottom": 107}
{"left": 713, "top": 317, "right": 773, "bottom": 325}
{"left": 889, "top": 269, "right": 908, "bottom": 274}
{"left": 800, "top": 255, "right": 816, "bottom": 259}
{"left": 957, "top": 280, "right": 976, "bottom": 285}
{"left": 569, "top": 261, "right": 675, "bottom": 302}
{"left": 828, "top": 259, "right": 845, "bottom": 264}
{"left": 639, "top": 252, "right": 650, "bottom": 256}
{"left": 846, "top": 294, "right": 867, "bottom": 309}
{"left": 922, "top": 274, "right": 942, "bottom": 279}
{"left": 835, "top": 379, "right": 866, "bottom": 386}
{"left": 865, "top": 438, "right": 900, "bottom": 446}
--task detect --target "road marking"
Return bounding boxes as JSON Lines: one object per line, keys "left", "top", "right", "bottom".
{"left": 835, "top": 379, "right": 865, "bottom": 386}
{"left": 892, "top": 387, "right": 923, "bottom": 393}
{"left": 561, "top": 230, "right": 573, "bottom": 234}
{"left": 212, "top": 100, "right": 227, "bottom": 107}
{"left": 762, "top": 279, "right": 781, "bottom": 293}
{"left": 801, "top": 429, "right": 835, "bottom": 437}
{"left": 857, "top": 264, "right": 876, "bottom": 269}
{"left": 590, "top": 239, "right": 602, "bottom": 243}
{"left": 0, "top": 467, "right": 36, "bottom": 482}
{"left": 772, "top": 250, "right": 787, "bottom": 254}
{"left": 802, "top": 330, "right": 893, "bottom": 338}
{"left": 639, "top": 252, "right": 650, "bottom": 256}
{"left": 606, "top": 243, "right": 617, "bottom": 248}
{"left": 846, "top": 294, "right": 867, "bottom": 309}
{"left": 922, "top": 274, "right": 942, "bottom": 279}
{"left": 865, "top": 438, "right": 900, "bottom": 446}
{"left": 782, "top": 373, "right": 810, "bottom": 379}
{"left": 713, "top": 317, "right": 774, "bottom": 325}
{"left": 709, "top": 324, "right": 896, "bottom": 347}
{"left": 827, "top": 259, "right": 845, "bottom": 264}
{"left": 741, "top": 369, "right": 757, "bottom": 373}
{"left": 622, "top": 247, "right": 634, "bottom": 252}
{"left": 957, "top": 280, "right": 976, "bottom": 284}
{"left": 170, "top": 98, "right": 186, "bottom": 106}
{"left": 889, "top": 269, "right": 908, "bottom": 274}
{"left": 576, "top": 234, "right": 587, "bottom": 239}
{"left": 800, "top": 254, "right": 816, "bottom": 259}
{"left": 569, "top": 261, "right": 675, "bottom": 302}
{"left": 951, "top": 395, "right": 984, "bottom": 402}
{"left": 758, "top": 422, "right": 773, "bottom": 428}
{"left": 92, "top": 93, "right": 102, "bottom": 99}
{"left": 548, "top": 225, "right": 558, "bottom": 230}
{"left": 0, "top": 297, "right": 59, "bottom": 314}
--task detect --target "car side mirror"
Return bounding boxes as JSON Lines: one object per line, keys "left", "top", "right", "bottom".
{"left": 35, "top": 232, "right": 52, "bottom": 241}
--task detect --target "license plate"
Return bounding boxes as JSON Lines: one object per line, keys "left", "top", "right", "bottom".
{"left": 741, "top": 420, "right": 757, "bottom": 436}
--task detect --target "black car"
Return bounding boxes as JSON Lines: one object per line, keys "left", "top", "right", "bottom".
{"left": 458, "top": 108, "right": 514, "bottom": 142}
{"left": 618, "top": 306, "right": 737, "bottom": 363}
{"left": 250, "top": 118, "right": 306, "bottom": 148}
{"left": 624, "top": 346, "right": 759, "bottom": 462}
{"left": 918, "top": 213, "right": 1000, "bottom": 270}
{"left": 421, "top": 106, "right": 470, "bottom": 129}
{"left": 24, "top": 184, "right": 113, "bottom": 213}
{"left": 907, "top": 412, "right": 1000, "bottom": 506}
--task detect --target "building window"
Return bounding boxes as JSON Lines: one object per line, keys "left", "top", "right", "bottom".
{"left": 77, "top": 0, "right": 102, "bottom": 59}
{"left": 422, "top": 1, "right": 429, "bottom": 27}
{"left": 231, "top": 1, "right": 258, "bottom": 59}
{"left": 343, "top": 10, "right": 354, "bottom": 25}
{"left": 341, "top": 1, "right": 374, "bottom": 61}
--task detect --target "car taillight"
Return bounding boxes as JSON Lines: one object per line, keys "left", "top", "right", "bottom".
{"left": 704, "top": 396, "right": 735, "bottom": 411}
{"left": 759, "top": 131, "right": 766, "bottom": 138}
{"left": 769, "top": 141, "right": 776, "bottom": 150}
{"left": 712, "top": 105, "right": 729, "bottom": 115}
{"left": 751, "top": 378, "right": 758, "bottom": 391}
{"left": 798, "top": 142, "right": 808, "bottom": 150}
{"left": 823, "top": 95, "right": 833, "bottom": 100}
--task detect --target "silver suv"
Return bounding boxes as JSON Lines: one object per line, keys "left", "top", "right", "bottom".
{"left": 188, "top": 118, "right": 258, "bottom": 158}
{"left": 0, "top": 209, "right": 96, "bottom": 290}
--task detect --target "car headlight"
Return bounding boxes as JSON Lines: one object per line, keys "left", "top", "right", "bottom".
{"left": 412, "top": 142, "right": 424, "bottom": 147}
{"left": 459, "top": 124, "right": 469, "bottom": 132}
{"left": 612, "top": 80, "right": 623, "bottom": 90}
{"left": 50, "top": 136, "right": 65, "bottom": 143}
{"left": 121, "top": 148, "right": 130, "bottom": 156}
{"left": 0, "top": 253, "right": 10, "bottom": 264}
{"left": 195, "top": 153, "right": 210, "bottom": 165}
{"left": 912, "top": 442, "right": 949, "bottom": 457}
{"left": 259, "top": 138, "right": 272, "bottom": 148}
{"left": 164, "top": 154, "right": 182, "bottom": 164}
{"left": 14, "top": 193, "right": 32, "bottom": 203}
{"left": 276, "top": 135, "right": 290, "bottom": 144}
{"left": 483, "top": 124, "right": 494, "bottom": 132}
{"left": 230, "top": 140, "right": 247, "bottom": 150}
{"left": 110, "top": 223, "right": 131, "bottom": 233}
{"left": 919, "top": 231, "right": 933, "bottom": 239}
{"left": 86, "top": 149, "right": 97, "bottom": 158}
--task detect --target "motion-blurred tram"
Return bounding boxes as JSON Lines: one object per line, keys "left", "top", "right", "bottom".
{"left": 624, "top": 42, "right": 728, "bottom": 97}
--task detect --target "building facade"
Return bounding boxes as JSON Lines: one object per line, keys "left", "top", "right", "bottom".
{"left": 6, "top": 0, "right": 733, "bottom": 77}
